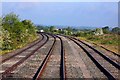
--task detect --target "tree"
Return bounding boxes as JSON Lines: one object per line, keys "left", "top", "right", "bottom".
{"left": 36, "top": 25, "right": 44, "bottom": 30}
{"left": 2, "top": 13, "right": 37, "bottom": 50}
{"left": 2, "top": 13, "right": 21, "bottom": 49}
{"left": 49, "top": 26, "right": 55, "bottom": 33}
{"left": 111, "top": 27, "right": 120, "bottom": 34}
{"left": 2, "top": 13, "right": 20, "bottom": 32}
{"left": 0, "top": 17, "right": 4, "bottom": 49}
{"left": 94, "top": 28, "right": 103, "bottom": 35}
{"left": 22, "top": 20, "right": 36, "bottom": 35}
{"left": 102, "top": 26, "right": 110, "bottom": 34}
{"left": 65, "top": 27, "right": 72, "bottom": 35}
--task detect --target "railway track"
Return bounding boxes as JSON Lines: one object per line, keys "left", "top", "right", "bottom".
{"left": 64, "top": 35, "right": 119, "bottom": 79}
{"left": 93, "top": 43, "right": 120, "bottom": 63}
{"left": 1, "top": 32, "right": 119, "bottom": 79}
{"left": 33, "top": 33, "right": 65, "bottom": 80}
{"left": 56, "top": 35, "right": 66, "bottom": 80}
{"left": 1, "top": 33, "right": 49, "bottom": 79}
{"left": 1, "top": 33, "right": 44, "bottom": 63}
{"left": 94, "top": 44, "right": 120, "bottom": 64}
{"left": 79, "top": 39, "right": 120, "bottom": 63}
{"left": 73, "top": 37, "right": 120, "bottom": 69}
{"left": 92, "top": 42, "right": 120, "bottom": 57}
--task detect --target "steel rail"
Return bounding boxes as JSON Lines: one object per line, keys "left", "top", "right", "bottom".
{"left": 72, "top": 37, "right": 120, "bottom": 70}
{"left": 2, "top": 33, "right": 49, "bottom": 79}
{"left": 33, "top": 33, "right": 56, "bottom": 80}
{"left": 55, "top": 35, "right": 66, "bottom": 80}
{"left": 2, "top": 33, "right": 44, "bottom": 63}
{"left": 67, "top": 36, "right": 116, "bottom": 79}
{"left": 100, "top": 45, "right": 120, "bottom": 57}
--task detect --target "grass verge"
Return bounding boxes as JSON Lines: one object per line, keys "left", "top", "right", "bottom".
{"left": 0, "top": 35, "right": 39, "bottom": 55}
{"left": 77, "top": 34, "right": 119, "bottom": 54}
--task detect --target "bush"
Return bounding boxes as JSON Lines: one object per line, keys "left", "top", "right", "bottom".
{"left": 102, "top": 26, "right": 110, "bottom": 34}
{"left": 1, "top": 13, "right": 37, "bottom": 50}
{"left": 111, "top": 27, "right": 120, "bottom": 34}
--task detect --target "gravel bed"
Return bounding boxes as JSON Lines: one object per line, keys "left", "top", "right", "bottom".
{"left": 94, "top": 46, "right": 119, "bottom": 63}
{"left": 61, "top": 36, "right": 84, "bottom": 78}
{"left": 82, "top": 40, "right": 119, "bottom": 64}
{"left": 64, "top": 37, "right": 107, "bottom": 79}
{"left": 41, "top": 38, "right": 61, "bottom": 78}
{"left": 78, "top": 40, "right": 118, "bottom": 78}
{"left": 1, "top": 34, "right": 52, "bottom": 79}
{"left": 2, "top": 34, "right": 118, "bottom": 79}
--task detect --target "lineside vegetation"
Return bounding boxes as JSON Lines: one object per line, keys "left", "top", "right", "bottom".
{"left": 0, "top": 13, "right": 38, "bottom": 55}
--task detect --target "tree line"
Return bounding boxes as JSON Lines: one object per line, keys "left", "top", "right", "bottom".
{"left": 37, "top": 25, "right": 120, "bottom": 36}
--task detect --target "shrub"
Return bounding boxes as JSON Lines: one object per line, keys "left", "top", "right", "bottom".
{"left": 1, "top": 13, "right": 37, "bottom": 50}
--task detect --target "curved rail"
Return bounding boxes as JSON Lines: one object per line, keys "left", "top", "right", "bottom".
{"left": 55, "top": 35, "right": 66, "bottom": 80}
{"left": 33, "top": 33, "right": 66, "bottom": 80}
{"left": 47, "top": 33, "right": 66, "bottom": 79}
{"left": 77, "top": 38, "right": 120, "bottom": 57}
{"left": 2, "top": 33, "right": 49, "bottom": 78}
{"left": 73, "top": 37, "right": 120, "bottom": 69}
{"left": 2, "top": 33, "right": 44, "bottom": 63}
{"left": 100, "top": 45, "right": 120, "bottom": 57}
{"left": 63, "top": 35, "right": 119, "bottom": 79}
{"left": 33, "top": 33, "right": 56, "bottom": 80}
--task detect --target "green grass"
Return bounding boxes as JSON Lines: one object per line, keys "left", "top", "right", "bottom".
{"left": 85, "top": 34, "right": 119, "bottom": 45}
{"left": 0, "top": 35, "right": 39, "bottom": 55}
{"left": 78, "top": 33, "right": 119, "bottom": 53}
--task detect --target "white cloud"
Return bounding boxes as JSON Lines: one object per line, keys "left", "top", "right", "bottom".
{"left": 1, "top": 0, "right": 120, "bottom": 2}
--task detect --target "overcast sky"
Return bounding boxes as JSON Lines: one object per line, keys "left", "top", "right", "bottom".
{"left": 2, "top": 2, "right": 118, "bottom": 27}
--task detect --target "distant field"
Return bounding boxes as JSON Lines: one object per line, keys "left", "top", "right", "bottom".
{"left": 78, "top": 34, "right": 119, "bottom": 54}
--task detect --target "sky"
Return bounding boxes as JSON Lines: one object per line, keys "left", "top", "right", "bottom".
{"left": 1, "top": 1, "right": 119, "bottom": 28}
{"left": 1, "top": 0, "right": 120, "bottom": 2}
